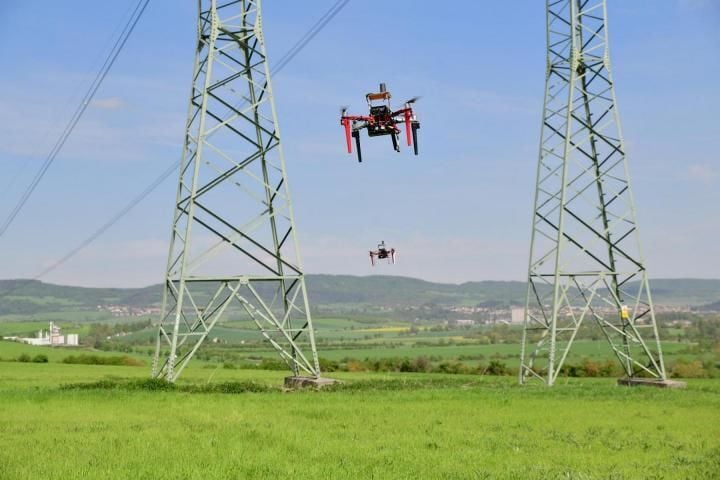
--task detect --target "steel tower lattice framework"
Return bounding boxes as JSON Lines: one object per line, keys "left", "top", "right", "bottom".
{"left": 152, "top": 0, "right": 320, "bottom": 382}
{"left": 519, "top": 0, "right": 666, "bottom": 386}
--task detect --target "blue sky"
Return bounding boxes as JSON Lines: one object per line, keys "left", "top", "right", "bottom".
{"left": 0, "top": 0, "right": 718, "bottom": 287}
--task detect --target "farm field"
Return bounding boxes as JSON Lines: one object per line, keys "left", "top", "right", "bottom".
{"left": 1, "top": 357, "right": 719, "bottom": 479}
{"left": 1, "top": 319, "right": 711, "bottom": 376}
{"left": 236, "top": 339, "right": 695, "bottom": 364}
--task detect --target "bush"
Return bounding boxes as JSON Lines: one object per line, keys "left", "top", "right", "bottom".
{"left": 485, "top": 360, "right": 509, "bottom": 376}
{"left": 671, "top": 359, "right": 707, "bottom": 379}
{"left": 17, "top": 353, "right": 31, "bottom": 363}
{"left": 558, "top": 359, "right": 621, "bottom": 378}
{"left": 31, "top": 354, "right": 48, "bottom": 363}
{"left": 258, "top": 358, "right": 287, "bottom": 371}
{"left": 559, "top": 363, "right": 584, "bottom": 377}
{"left": 121, "top": 356, "right": 144, "bottom": 367}
{"left": 435, "top": 361, "right": 468, "bottom": 375}
{"left": 319, "top": 358, "right": 340, "bottom": 372}
{"left": 346, "top": 360, "right": 366, "bottom": 372}
{"left": 186, "top": 381, "right": 270, "bottom": 394}
{"left": 133, "top": 378, "right": 177, "bottom": 391}
{"left": 410, "top": 356, "right": 432, "bottom": 373}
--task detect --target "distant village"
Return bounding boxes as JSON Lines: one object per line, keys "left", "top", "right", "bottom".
{"left": 421, "top": 303, "right": 696, "bottom": 327}
{"left": 97, "top": 304, "right": 161, "bottom": 317}
{"left": 90, "top": 301, "right": 701, "bottom": 329}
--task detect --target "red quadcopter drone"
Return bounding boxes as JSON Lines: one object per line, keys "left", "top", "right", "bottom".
{"left": 340, "top": 83, "right": 420, "bottom": 162}
{"left": 369, "top": 241, "right": 396, "bottom": 266}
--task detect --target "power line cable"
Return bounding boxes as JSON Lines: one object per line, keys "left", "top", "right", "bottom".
{"left": 271, "top": 0, "right": 349, "bottom": 74}
{"left": 0, "top": 1, "right": 144, "bottom": 205}
{"left": 0, "top": 0, "right": 352, "bottom": 299}
{"left": 0, "top": 0, "right": 151, "bottom": 238}
{"left": 214, "top": 0, "right": 350, "bottom": 132}
{"left": 0, "top": 159, "right": 179, "bottom": 300}
{"left": 33, "top": 160, "right": 181, "bottom": 282}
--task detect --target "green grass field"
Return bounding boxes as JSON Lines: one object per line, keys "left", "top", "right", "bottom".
{"left": 196, "top": 338, "right": 697, "bottom": 370}
{"left": 0, "top": 340, "right": 151, "bottom": 364}
{"left": 0, "top": 321, "right": 51, "bottom": 336}
{"left": 0, "top": 310, "right": 122, "bottom": 323}
{"left": 1, "top": 346, "right": 719, "bottom": 479}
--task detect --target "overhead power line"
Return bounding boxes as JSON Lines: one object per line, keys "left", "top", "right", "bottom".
{"left": 271, "top": 0, "right": 349, "bottom": 74}
{"left": 1, "top": 0, "right": 351, "bottom": 297}
{"left": 0, "top": 1, "right": 147, "bottom": 205}
{"left": 0, "top": 0, "right": 152, "bottom": 238}
{"left": 33, "top": 160, "right": 181, "bottom": 282}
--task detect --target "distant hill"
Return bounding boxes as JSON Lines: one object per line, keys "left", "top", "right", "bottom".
{"left": 0, "top": 276, "right": 718, "bottom": 316}
{"left": 304, "top": 275, "right": 529, "bottom": 307}
{"left": 641, "top": 279, "right": 720, "bottom": 307}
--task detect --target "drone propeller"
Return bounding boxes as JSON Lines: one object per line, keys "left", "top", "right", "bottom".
{"left": 340, "top": 105, "right": 349, "bottom": 117}
{"left": 404, "top": 96, "right": 421, "bottom": 104}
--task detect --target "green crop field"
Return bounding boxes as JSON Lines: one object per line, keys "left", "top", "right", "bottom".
{"left": 1, "top": 343, "right": 719, "bottom": 479}
{"left": 200, "top": 338, "right": 695, "bottom": 366}
{"left": 0, "top": 321, "right": 52, "bottom": 336}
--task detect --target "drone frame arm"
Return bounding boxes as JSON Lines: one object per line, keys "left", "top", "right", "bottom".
{"left": 341, "top": 114, "right": 372, "bottom": 159}
{"left": 391, "top": 106, "right": 419, "bottom": 150}
{"left": 391, "top": 107, "right": 413, "bottom": 119}
{"left": 342, "top": 114, "right": 373, "bottom": 122}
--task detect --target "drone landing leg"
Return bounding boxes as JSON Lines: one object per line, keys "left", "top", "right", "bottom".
{"left": 353, "top": 131, "right": 362, "bottom": 162}
{"left": 391, "top": 133, "right": 399, "bottom": 152}
{"left": 412, "top": 122, "right": 420, "bottom": 155}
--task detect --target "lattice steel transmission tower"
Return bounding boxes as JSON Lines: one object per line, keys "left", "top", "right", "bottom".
{"left": 153, "top": 0, "right": 320, "bottom": 382}
{"left": 519, "top": 0, "right": 666, "bottom": 386}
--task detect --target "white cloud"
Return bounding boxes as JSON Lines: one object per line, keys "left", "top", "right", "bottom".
{"left": 675, "top": 0, "right": 718, "bottom": 10}
{"left": 90, "top": 96, "right": 124, "bottom": 110}
{"left": 687, "top": 163, "right": 720, "bottom": 184}
{"left": 0, "top": 74, "right": 185, "bottom": 162}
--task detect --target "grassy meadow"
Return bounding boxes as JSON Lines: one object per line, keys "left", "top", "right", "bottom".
{"left": 1, "top": 341, "right": 719, "bottom": 479}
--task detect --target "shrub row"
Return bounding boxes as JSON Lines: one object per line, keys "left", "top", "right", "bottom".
{"left": 670, "top": 358, "right": 720, "bottom": 379}
{"left": 16, "top": 354, "right": 48, "bottom": 363}
{"left": 61, "top": 378, "right": 271, "bottom": 394}
{"left": 61, "top": 354, "right": 144, "bottom": 367}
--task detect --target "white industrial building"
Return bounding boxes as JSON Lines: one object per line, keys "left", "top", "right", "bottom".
{"left": 3, "top": 322, "right": 79, "bottom": 346}
{"left": 510, "top": 308, "right": 525, "bottom": 324}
